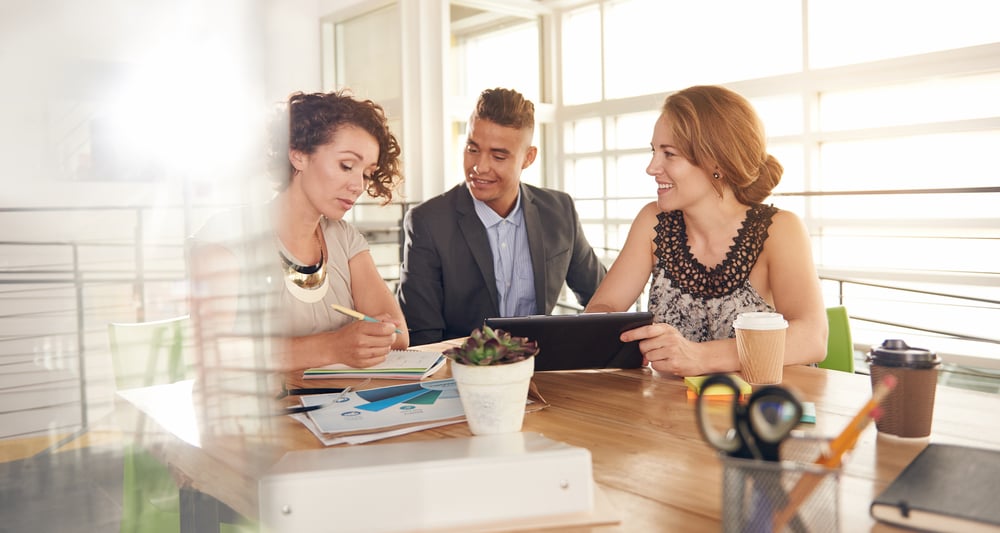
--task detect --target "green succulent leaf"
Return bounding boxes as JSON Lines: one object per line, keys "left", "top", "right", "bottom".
{"left": 443, "top": 326, "right": 539, "bottom": 366}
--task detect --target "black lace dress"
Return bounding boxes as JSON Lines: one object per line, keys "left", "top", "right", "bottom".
{"left": 648, "top": 204, "right": 778, "bottom": 342}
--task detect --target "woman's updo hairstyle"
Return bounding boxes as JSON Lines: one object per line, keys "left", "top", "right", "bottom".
{"left": 661, "top": 85, "right": 781, "bottom": 205}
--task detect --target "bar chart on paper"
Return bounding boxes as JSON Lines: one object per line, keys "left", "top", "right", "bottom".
{"left": 301, "top": 379, "right": 465, "bottom": 435}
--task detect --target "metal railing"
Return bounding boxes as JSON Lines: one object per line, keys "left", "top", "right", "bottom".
{"left": 0, "top": 206, "right": 193, "bottom": 439}
{"left": 819, "top": 270, "right": 1000, "bottom": 371}
{"left": 3, "top": 201, "right": 999, "bottom": 440}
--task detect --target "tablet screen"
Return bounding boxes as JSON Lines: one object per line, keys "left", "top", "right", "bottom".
{"left": 484, "top": 312, "right": 653, "bottom": 371}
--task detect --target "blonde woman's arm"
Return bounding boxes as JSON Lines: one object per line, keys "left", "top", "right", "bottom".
{"left": 585, "top": 202, "right": 659, "bottom": 313}
{"left": 763, "top": 210, "right": 828, "bottom": 365}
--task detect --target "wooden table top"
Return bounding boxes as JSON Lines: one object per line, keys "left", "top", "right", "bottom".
{"left": 116, "top": 341, "right": 1000, "bottom": 532}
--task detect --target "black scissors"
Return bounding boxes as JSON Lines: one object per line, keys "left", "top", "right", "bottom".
{"left": 695, "top": 373, "right": 802, "bottom": 461}
{"left": 696, "top": 374, "right": 806, "bottom": 532}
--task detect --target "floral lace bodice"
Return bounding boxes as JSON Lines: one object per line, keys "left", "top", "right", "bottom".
{"left": 648, "top": 204, "right": 778, "bottom": 342}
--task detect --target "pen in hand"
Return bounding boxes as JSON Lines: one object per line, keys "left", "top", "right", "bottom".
{"left": 330, "top": 304, "right": 404, "bottom": 334}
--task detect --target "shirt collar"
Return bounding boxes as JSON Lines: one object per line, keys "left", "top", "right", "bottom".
{"left": 470, "top": 186, "right": 523, "bottom": 228}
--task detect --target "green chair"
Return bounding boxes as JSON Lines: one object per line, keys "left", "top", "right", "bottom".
{"left": 109, "top": 315, "right": 191, "bottom": 533}
{"left": 819, "top": 306, "right": 855, "bottom": 373}
{"left": 109, "top": 315, "right": 191, "bottom": 391}
{"left": 109, "top": 316, "right": 257, "bottom": 533}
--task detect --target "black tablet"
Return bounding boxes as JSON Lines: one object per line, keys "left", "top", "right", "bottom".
{"left": 484, "top": 311, "right": 653, "bottom": 371}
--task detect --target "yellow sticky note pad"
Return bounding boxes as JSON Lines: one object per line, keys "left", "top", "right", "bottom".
{"left": 684, "top": 374, "right": 752, "bottom": 401}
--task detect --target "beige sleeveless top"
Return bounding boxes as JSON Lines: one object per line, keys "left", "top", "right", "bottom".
{"left": 192, "top": 204, "right": 369, "bottom": 338}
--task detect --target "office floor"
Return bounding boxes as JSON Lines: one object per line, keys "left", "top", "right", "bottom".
{"left": 2, "top": 371, "right": 998, "bottom": 533}
{"left": 0, "top": 438, "right": 124, "bottom": 533}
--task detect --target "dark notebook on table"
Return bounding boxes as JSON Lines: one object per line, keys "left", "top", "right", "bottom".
{"left": 484, "top": 312, "right": 653, "bottom": 371}
{"left": 870, "top": 443, "right": 1000, "bottom": 532}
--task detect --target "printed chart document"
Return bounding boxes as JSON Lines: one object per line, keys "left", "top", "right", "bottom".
{"left": 292, "top": 415, "right": 464, "bottom": 446}
{"left": 302, "top": 379, "right": 466, "bottom": 436}
{"left": 303, "top": 349, "right": 446, "bottom": 380}
{"left": 293, "top": 378, "right": 548, "bottom": 445}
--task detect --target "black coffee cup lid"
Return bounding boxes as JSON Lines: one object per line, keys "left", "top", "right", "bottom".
{"left": 867, "top": 339, "right": 941, "bottom": 369}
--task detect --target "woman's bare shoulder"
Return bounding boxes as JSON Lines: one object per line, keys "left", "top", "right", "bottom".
{"left": 768, "top": 208, "right": 808, "bottom": 236}
{"left": 764, "top": 209, "right": 813, "bottom": 261}
{"left": 635, "top": 201, "right": 663, "bottom": 222}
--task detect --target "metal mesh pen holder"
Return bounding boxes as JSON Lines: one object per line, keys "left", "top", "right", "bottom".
{"left": 721, "top": 437, "right": 840, "bottom": 533}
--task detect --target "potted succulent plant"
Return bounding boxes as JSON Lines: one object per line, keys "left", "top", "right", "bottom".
{"left": 444, "top": 326, "right": 539, "bottom": 435}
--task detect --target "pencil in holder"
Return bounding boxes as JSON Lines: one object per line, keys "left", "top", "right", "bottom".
{"left": 721, "top": 437, "right": 840, "bottom": 533}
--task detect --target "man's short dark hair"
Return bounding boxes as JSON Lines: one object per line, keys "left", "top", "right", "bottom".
{"left": 473, "top": 88, "right": 535, "bottom": 133}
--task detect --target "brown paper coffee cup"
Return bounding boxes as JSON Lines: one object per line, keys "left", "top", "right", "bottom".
{"left": 867, "top": 339, "right": 941, "bottom": 438}
{"left": 870, "top": 366, "right": 937, "bottom": 437}
{"left": 734, "top": 312, "right": 787, "bottom": 385}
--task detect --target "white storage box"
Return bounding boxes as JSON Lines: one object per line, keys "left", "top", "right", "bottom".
{"left": 259, "top": 432, "right": 598, "bottom": 532}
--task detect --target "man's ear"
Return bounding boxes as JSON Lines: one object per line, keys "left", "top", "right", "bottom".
{"left": 289, "top": 149, "right": 308, "bottom": 172}
{"left": 521, "top": 146, "right": 538, "bottom": 170}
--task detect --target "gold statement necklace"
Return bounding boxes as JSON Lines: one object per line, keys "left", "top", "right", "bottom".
{"left": 279, "top": 224, "right": 328, "bottom": 291}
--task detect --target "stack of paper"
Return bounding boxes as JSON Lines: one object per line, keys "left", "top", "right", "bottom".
{"left": 292, "top": 378, "right": 548, "bottom": 446}
{"left": 303, "top": 379, "right": 464, "bottom": 433}
{"left": 303, "top": 349, "right": 446, "bottom": 380}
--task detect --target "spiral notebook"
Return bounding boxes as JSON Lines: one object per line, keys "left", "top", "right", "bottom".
{"left": 303, "top": 350, "right": 446, "bottom": 380}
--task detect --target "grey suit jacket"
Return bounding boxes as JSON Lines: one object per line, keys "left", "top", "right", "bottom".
{"left": 397, "top": 182, "right": 606, "bottom": 345}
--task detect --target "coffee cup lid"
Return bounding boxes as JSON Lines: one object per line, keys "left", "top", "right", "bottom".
{"left": 867, "top": 339, "right": 941, "bottom": 369}
{"left": 732, "top": 312, "right": 787, "bottom": 330}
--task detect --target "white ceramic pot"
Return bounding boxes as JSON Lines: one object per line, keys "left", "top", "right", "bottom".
{"left": 450, "top": 356, "right": 535, "bottom": 435}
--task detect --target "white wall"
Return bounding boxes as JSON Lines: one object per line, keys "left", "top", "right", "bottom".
{"left": 0, "top": 0, "right": 329, "bottom": 438}
{"left": 0, "top": 0, "right": 324, "bottom": 211}
{"left": 318, "top": 0, "right": 372, "bottom": 14}
{"left": 264, "top": 0, "right": 324, "bottom": 103}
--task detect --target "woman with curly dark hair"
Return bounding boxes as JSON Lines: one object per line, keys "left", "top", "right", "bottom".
{"left": 192, "top": 90, "right": 408, "bottom": 372}
{"left": 274, "top": 91, "right": 402, "bottom": 202}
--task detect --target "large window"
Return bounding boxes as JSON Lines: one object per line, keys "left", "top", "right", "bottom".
{"left": 328, "top": 0, "right": 1000, "bottom": 363}
{"left": 807, "top": 0, "right": 1000, "bottom": 68}
{"left": 321, "top": 4, "right": 405, "bottom": 281}
{"left": 449, "top": 4, "right": 545, "bottom": 188}
{"left": 558, "top": 0, "right": 1000, "bottom": 363}
{"left": 324, "top": 4, "right": 402, "bottom": 106}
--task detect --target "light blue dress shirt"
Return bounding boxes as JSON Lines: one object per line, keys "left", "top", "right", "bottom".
{"left": 471, "top": 190, "right": 536, "bottom": 317}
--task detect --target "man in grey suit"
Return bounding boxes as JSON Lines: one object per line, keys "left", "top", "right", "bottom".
{"left": 398, "top": 88, "right": 606, "bottom": 345}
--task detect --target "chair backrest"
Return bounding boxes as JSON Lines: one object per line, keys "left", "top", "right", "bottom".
{"left": 819, "top": 306, "right": 855, "bottom": 373}
{"left": 108, "top": 315, "right": 193, "bottom": 390}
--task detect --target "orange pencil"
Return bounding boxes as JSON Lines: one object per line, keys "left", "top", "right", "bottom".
{"left": 819, "top": 373, "right": 897, "bottom": 468}
{"left": 772, "top": 374, "right": 898, "bottom": 531}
